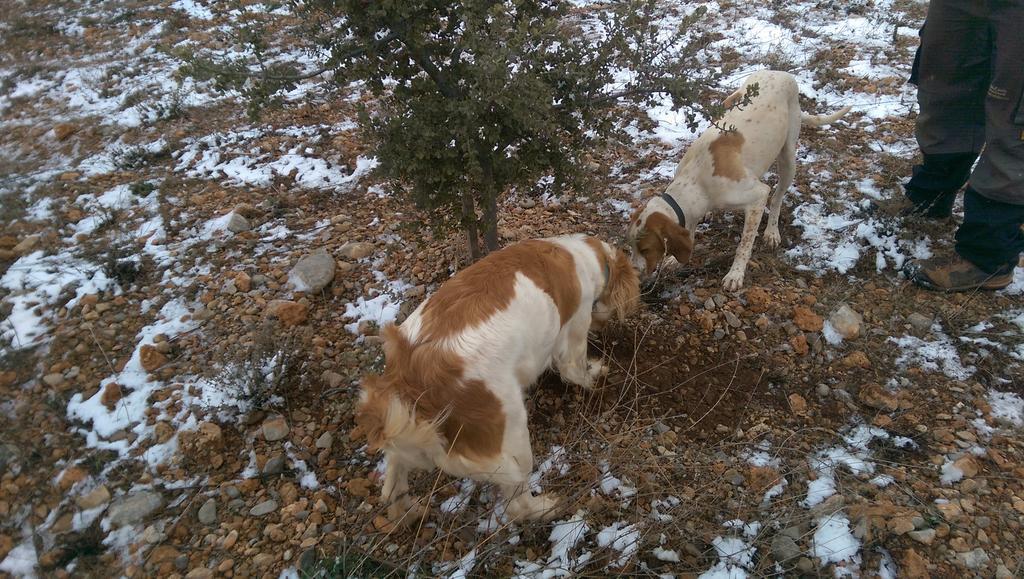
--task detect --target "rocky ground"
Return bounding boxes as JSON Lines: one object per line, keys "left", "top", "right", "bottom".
{"left": 2, "top": 0, "right": 1023, "bottom": 578}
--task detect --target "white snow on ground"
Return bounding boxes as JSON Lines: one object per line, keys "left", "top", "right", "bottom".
{"left": 822, "top": 321, "right": 844, "bottom": 346}
{"left": 812, "top": 513, "right": 861, "bottom": 576}
{"left": 786, "top": 199, "right": 932, "bottom": 276}
{"left": 939, "top": 458, "right": 964, "bottom": 485}
{"left": 699, "top": 534, "right": 756, "bottom": 578}
{"left": 25, "top": 196, "right": 55, "bottom": 222}
{"left": 742, "top": 440, "right": 780, "bottom": 468}
{"left": 0, "top": 537, "right": 38, "bottom": 579}
{"left": 173, "top": 124, "right": 375, "bottom": 192}
{"left": 1000, "top": 268, "right": 1024, "bottom": 295}
{"left": 891, "top": 327, "right": 975, "bottom": 380}
{"left": 649, "top": 496, "right": 681, "bottom": 522}
{"left": 514, "top": 510, "right": 591, "bottom": 578}
{"left": 66, "top": 299, "right": 198, "bottom": 467}
{"left": 652, "top": 546, "right": 680, "bottom": 562}
{"left": 191, "top": 351, "right": 289, "bottom": 422}
{"left": 6, "top": 1, "right": 1021, "bottom": 578}
{"left": 529, "top": 445, "right": 570, "bottom": 493}
{"left": 799, "top": 423, "right": 919, "bottom": 575}
{"left": 0, "top": 250, "right": 114, "bottom": 353}
{"left": 606, "top": 198, "right": 633, "bottom": 217}
{"left": 448, "top": 548, "right": 478, "bottom": 579}
{"left": 802, "top": 425, "right": 892, "bottom": 508}
{"left": 172, "top": 0, "right": 214, "bottom": 19}
{"left": 597, "top": 460, "right": 637, "bottom": 500}
{"left": 72, "top": 504, "right": 107, "bottom": 533}
{"left": 11, "top": 29, "right": 221, "bottom": 129}
{"left": 877, "top": 547, "right": 898, "bottom": 579}
{"left": 696, "top": 519, "right": 761, "bottom": 577}
{"left": 870, "top": 474, "right": 895, "bottom": 488}
{"left": 343, "top": 295, "right": 401, "bottom": 335}
{"left": 1006, "top": 310, "right": 1024, "bottom": 360}
{"left": 987, "top": 390, "right": 1024, "bottom": 428}
{"left": 762, "top": 477, "right": 788, "bottom": 504}
{"left": 441, "top": 480, "right": 477, "bottom": 514}
{"left": 200, "top": 211, "right": 239, "bottom": 238}
{"left": 596, "top": 522, "right": 641, "bottom": 568}
{"left": 284, "top": 443, "right": 320, "bottom": 490}
{"left": 77, "top": 138, "right": 171, "bottom": 178}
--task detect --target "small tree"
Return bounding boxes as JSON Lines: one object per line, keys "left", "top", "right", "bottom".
{"left": 184, "top": 0, "right": 722, "bottom": 259}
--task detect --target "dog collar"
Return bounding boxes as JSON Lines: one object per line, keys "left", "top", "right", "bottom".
{"left": 660, "top": 193, "right": 687, "bottom": 230}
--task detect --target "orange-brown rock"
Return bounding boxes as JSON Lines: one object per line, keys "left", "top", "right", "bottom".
{"left": 266, "top": 300, "right": 308, "bottom": 326}
{"left": 842, "top": 351, "right": 871, "bottom": 368}
{"left": 790, "top": 334, "right": 809, "bottom": 355}
{"left": 101, "top": 383, "right": 123, "bottom": 410}
{"left": 788, "top": 393, "right": 808, "bottom": 415}
{"left": 792, "top": 306, "right": 823, "bottom": 332}
{"left": 58, "top": 467, "right": 87, "bottom": 491}
{"left": 901, "top": 548, "right": 929, "bottom": 578}
{"left": 858, "top": 383, "right": 898, "bottom": 411}
{"left": 139, "top": 345, "right": 168, "bottom": 372}
{"left": 745, "top": 286, "right": 772, "bottom": 313}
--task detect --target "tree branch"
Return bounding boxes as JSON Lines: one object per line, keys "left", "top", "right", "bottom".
{"left": 187, "top": 31, "right": 402, "bottom": 84}
{"left": 398, "top": 36, "right": 463, "bottom": 100}
{"left": 559, "top": 84, "right": 672, "bottom": 110}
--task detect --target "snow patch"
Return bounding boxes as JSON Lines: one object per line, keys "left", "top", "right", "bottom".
{"left": 891, "top": 330, "right": 975, "bottom": 380}
{"left": 596, "top": 522, "right": 641, "bottom": 568}
{"left": 514, "top": 510, "right": 591, "bottom": 578}
{"left": 812, "top": 513, "right": 861, "bottom": 575}
{"left": 987, "top": 390, "right": 1024, "bottom": 428}
{"left": 0, "top": 537, "right": 38, "bottom": 578}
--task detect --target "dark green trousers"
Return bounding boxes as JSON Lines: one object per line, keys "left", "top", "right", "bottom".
{"left": 907, "top": 0, "right": 1024, "bottom": 273}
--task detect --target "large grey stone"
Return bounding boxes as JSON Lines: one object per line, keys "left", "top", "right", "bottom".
{"left": 197, "top": 498, "right": 217, "bottom": 525}
{"left": 288, "top": 251, "right": 336, "bottom": 293}
{"left": 828, "top": 304, "right": 862, "bottom": 339}
{"left": 906, "top": 312, "right": 933, "bottom": 334}
{"left": 225, "top": 212, "right": 250, "bottom": 233}
{"left": 958, "top": 548, "right": 990, "bottom": 570}
{"left": 338, "top": 241, "right": 375, "bottom": 260}
{"left": 263, "top": 455, "right": 286, "bottom": 476}
{"left": 76, "top": 485, "right": 112, "bottom": 510}
{"left": 108, "top": 490, "right": 163, "bottom": 527}
{"left": 249, "top": 499, "right": 278, "bottom": 517}
{"left": 772, "top": 534, "right": 801, "bottom": 563}
{"left": 262, "top": 416, "right": 289, "bottom": 442}
{"left": 907, "top": 529, "right": 935, "bottom": 545}
{"left": 315, "top": 432, "right": 333, "bottom": 450}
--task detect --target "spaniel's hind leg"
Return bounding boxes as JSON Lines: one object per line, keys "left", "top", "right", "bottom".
{"left": 476, "top": 401, "right": 562, "bottom": 521}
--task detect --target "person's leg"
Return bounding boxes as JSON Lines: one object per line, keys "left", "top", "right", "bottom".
{"left": 903, "top": 153, "right": 977, "bottom": 218}
{"left": 901, "top": 0, "right": 988, "bottom": 218}
{"left": 908, "top": 0, "right": 1024, "bottom": 290}
{"left": 955, "top": 0, "right": 1024, "bottom": 266}
{"left": 955, "top": 189, "right": 1024, "bottom": 273}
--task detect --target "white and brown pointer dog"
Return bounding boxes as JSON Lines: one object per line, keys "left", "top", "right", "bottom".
{"left": 355, "top": 234, "right": 640, "bottom": 528}
{"left": 628, "top": 70, "right": 851, "bottom": 290}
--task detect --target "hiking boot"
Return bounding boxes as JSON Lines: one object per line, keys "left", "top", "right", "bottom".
{"left": 904, "top": 253, "right": 1014, "bottom": 292}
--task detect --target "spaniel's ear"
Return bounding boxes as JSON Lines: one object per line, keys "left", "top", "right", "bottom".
{"left": 353, "top": 376, "right": 387, "bottom": 453}
{"left": 608, "top": 248, "right": 641, "bottom": 322}
{"left": 663, "top": 222, "right": 693, "bottom": 265}
{"left": 647, "top": 213, "right": 693, "bottom": 266}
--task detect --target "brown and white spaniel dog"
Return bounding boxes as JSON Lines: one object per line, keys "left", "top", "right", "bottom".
{"left": 628, "top": 70, "right": 850, "bottom": 290}
{"left": 355, "top": 234, "right": 640, "bottom": 528}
